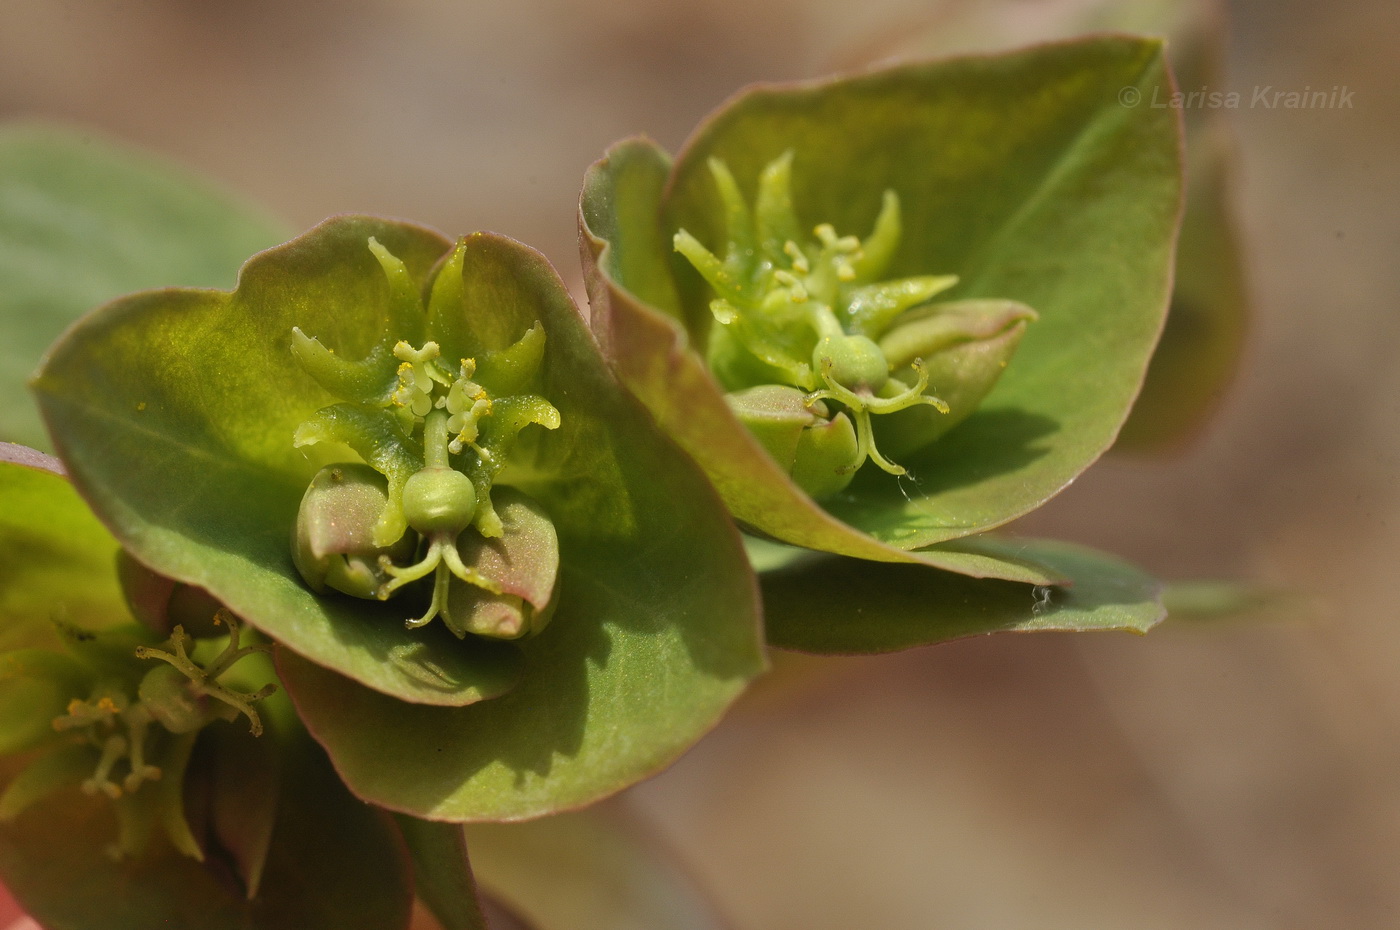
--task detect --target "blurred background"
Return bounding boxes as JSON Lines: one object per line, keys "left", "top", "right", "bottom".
{"left": 1, "top": 0, "right": 1396, "bottom": 926}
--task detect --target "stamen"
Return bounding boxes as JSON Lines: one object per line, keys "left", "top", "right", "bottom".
{"left": 120, "top": 705, "right": 161, "bottom": 793}
{"left": 52, "top": 691, "right": 124, "bottom": 731}
{"left": 782, "top": 240, "right": 810, "bottom": 273}
{"left": 772, "top": 270, "right": 808, "bottom": 302}
{"left": 82, "top": 734, "right": 127, "bottom": 800}
{"left": 445, "top": 372, "right": 493, "bottom": 456}
{"left": 391, "top": 341, "right": 451, "bottom": 418}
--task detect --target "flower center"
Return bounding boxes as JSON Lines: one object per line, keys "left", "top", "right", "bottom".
{"left": 289, "top": 238, "right": 561, "bottom": 634}
{"left": 673, "top": 151, "right": 958, "bottom": 478}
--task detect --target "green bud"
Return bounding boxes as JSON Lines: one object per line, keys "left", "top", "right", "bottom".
{"left": 725, "top": 384, "right": 822, "bottom": 466}
{"left": 789, "top": 410, "right": 859, "bottom": 500}
{"left": 725, "top": 384, "right": 860, "bottom": 499}
{"left": 875, "top": 299, "right": 1037, "bottom": 458}
{"left": 292, "top": 463, "right": 415, "bottom": 599}
{"left": 443, "top": 488, "right": 559, "bottom": 640}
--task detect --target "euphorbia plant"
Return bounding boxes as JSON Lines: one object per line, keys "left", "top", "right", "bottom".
{"left": 580, "top": 36, "right": 1183, "bottom": 607}
{"left": 0, "top": 28, "right": 1230, "bottom": 930}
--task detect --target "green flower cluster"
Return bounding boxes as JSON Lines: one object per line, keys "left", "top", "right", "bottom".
{"left": 0, "top": 613, "right": 272, "bottom": 860}
{"left": 675, "top": 151, "right": 1035, "bottom": 497}
{"left": 289, "top": 237, "right": 561, "bottom": 637}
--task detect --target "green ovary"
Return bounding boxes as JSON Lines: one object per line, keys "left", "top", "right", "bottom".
{"left": 676, "top": 151, "right": 1009, "bottom": 497}
{"left": 290, "top": 238, "right": 561, "bottom": 636}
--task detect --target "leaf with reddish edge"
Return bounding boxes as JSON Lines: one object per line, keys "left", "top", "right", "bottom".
{"left": 580, "top": 37, "right": 1182, "bottom": 580}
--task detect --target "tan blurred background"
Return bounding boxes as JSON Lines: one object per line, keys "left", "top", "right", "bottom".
{"left": 2, "top": 0, "right": 1397, "bottom": 926}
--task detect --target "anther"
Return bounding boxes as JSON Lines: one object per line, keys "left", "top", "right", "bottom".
{"left": 82, "top": 734, "right": 128, "bottom": 800}
{"left": 121, "top": 705, "right": 161, "bottom": 792}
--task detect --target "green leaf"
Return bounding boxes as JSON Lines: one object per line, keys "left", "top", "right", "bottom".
{"left": 1161, "top": 581, "right": 1314, "bottom": 626}
{"left": 205, "top": 723, "right": 281, "bottom": 899}
{"left": 0, "top": 735, "right": 413, "bottom": 930}
{"left": 0, "top": 443, "right": 124, "bottom": 650}
{"left": 761, "top": 538, "right": 1164, "bottom": 654}
{"left": 395, "top": 815, "right": 487, "bottom": 930}
{"left": 1117, "top": 121, "right": 1247, "bottom": 449}
{"left": 0, "top": 123, "right": 290, "bottom": 452}
{"left": 464, "top": 805, "right": 731, "bottom": 930}
{"left": 36, "top": 218, "right": 766, "bottom": 819}
{"left": 581, "top": 38, "right": 1182, "bottom": 576}
{"left": 33, "top": 218, "right": 527, "bottom": 708}
{"left": 853, "top": 0, "right": 1248, "bottom": 450}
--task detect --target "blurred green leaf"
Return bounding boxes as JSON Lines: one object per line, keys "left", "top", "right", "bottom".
{"left": 395, "top": 815, "right": 486, "bottom": 930}
{"left": 844, "top": 0, "right": 1247, "bottom": 450}
{"left": 0, "top": 443, "right": 122, "bottom": 650}
{"left": 761, "top": 538, "right": 1164, "bottom": 654}
{"left": 1119, "top": 121, "right": 1247, "bottom": 449}
{"left": 0, "top": 124, "right": 290, "bottom": 452}
{"left": 582, "top": 38, "right": 1182, "bottom": 576}
{"left": 1161, "top": 580, "right": 1314, "bottom": 625}
{"left": 465, "top": 805, "right": 731, "bottom": 930}
{"left": 0, "top": 735, "right": 412, "bottom": 930}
